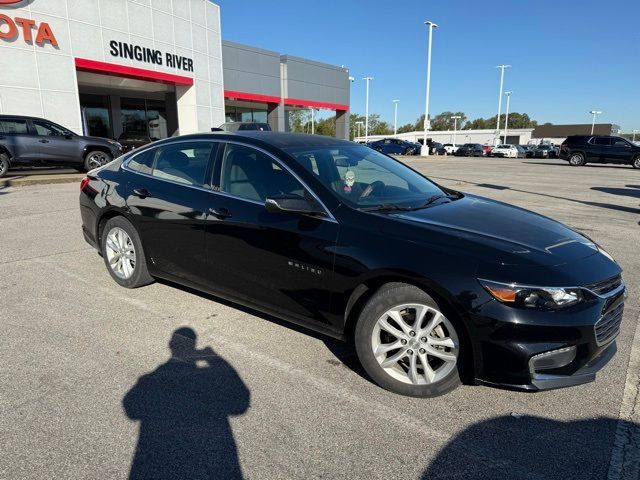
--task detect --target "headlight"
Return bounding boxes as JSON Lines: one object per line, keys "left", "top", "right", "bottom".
{"left": 479, "top": 279, "right": 584, "bottom": 310}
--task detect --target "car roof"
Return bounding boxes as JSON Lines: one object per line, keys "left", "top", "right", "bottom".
{"left": 149, "top": 131, "right": 355, "bottom": 150}
{"left": 0, "top": 114, "right": 47, "bottom": 121}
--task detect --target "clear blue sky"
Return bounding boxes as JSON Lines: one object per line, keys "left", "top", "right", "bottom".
{"left": 216, "top": 0, "right": 640, "bottom": 131}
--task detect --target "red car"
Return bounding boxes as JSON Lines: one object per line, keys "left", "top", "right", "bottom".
{"left": 482, "top": 145, "right": 493, "bottom": 157}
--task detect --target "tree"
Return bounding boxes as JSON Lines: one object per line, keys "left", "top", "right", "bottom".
{"left": 463, "top": 112, "right": 538, "bottom": 130}
{"left": 397, "top": 123, "right": 415, "bottom": 134}
{"left": 429, "top": 111, "right": 468, "bottom": 131}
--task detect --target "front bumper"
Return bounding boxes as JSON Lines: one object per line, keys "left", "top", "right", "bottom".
{"left": 472, "top": 281, "right": 625, "bottom": 391}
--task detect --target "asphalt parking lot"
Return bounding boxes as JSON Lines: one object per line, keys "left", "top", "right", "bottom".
{"left": 1, "top": 156, "right": 639, "bottom": 479}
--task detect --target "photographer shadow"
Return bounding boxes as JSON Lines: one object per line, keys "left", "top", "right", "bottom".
{"left": 123, "top": 327, "right": 250, "bottom": 480}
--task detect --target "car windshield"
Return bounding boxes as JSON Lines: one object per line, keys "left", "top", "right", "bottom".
{"left": 285, "top": 144, "right": 449, "bottom": 209}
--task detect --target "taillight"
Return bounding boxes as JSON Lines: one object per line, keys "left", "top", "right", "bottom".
{"left": 80, "top": 177, "right": 90, "bottom": 191}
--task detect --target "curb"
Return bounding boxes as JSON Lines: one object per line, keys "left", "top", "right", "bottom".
{"left": 0, "top": 174, "right": 84, "bottom": 188}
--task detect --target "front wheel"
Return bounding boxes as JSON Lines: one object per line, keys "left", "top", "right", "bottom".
{"left": 568, "top": 152, "right": 586, "bottom": 166}
{"left": 101, "top": 216, "right": 154, "bottom": 288}
{"left": 354, "top": 283, "right": 462, "bottom": 397}
{"left": 84, "top": 150, "right": 112, "bottom": 171}
{"left": 632, "top": 155, "right": 640, "bottom": 169}
{"left": 405, "top": 147, "right": 415, "bottom": 155}
{"left": 0, "top": 153, "right": 9, "bottom": 178}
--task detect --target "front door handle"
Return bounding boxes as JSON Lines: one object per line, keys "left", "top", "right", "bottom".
{"left": 39, "top": 139, "right": 50, "bottom": 143}
{"left": 208, "top": 207, "right": 231, "bottom": 219}
{"left": 132, "top": 188, "right": 151, "bottom": 198}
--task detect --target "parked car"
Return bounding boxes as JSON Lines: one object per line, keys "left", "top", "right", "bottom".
{"left": 533, "top": 144, "right": 558, "bottom": 159}
{"left": 0, "top": 115, "right": 123, "bottom": 178}
{"left": 442, "top": 143, "right": 460, "bottom": 155}
{"left": 117, "top": 132, "right": 152, "bottom": 153}
{"left": 515, "top": 145, "right": 526, "bottom": 158}
{"left": 430, "top": 142, "right": 447, "bottom": 156}
{"left": 368, "top": 138, "right": 420, "bottom": 155}
{"left": 454, "top": 143, "right": 483, "bottom": 157}
{"left": 482, "top": 145, "right": 493, "bottom": 157}
{"left": 80, "top": 131, "right": 624, "bottom": 397}
{"left": 560, "top": 135, "right": 640, "bottom": 168}
{"left": 491, "top": 144, "right": 519, "bottom": 158}
{"left": 219, "top": 122, "right": 272, "bottom": 132}
{"left": 520, "top": 145, "right": 536, "bottom": 158}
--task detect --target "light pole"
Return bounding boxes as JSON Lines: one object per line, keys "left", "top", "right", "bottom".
{"left": 503, "top": 91, "right": 512, "bottom": 143}
{"left": 589, "top": 110, "right": 602, "bottom": 134}
{"left": 310, "top": 108, "right": 315, "bottom": 134}
{"left": 451, "top": 115, "right": 461, "bottom": 145}
{"left": 355, "top": 121, "right": 364, "bottom": 140}
{"left": 633, "top": 129, "right": 639, "bottom": 143}
{"left": 392, "top": 99, "right": 400, "bottom": 136}
{"left": 363, "top": 76, "right": 373, "bottom": 143}
{"left": 422, "top": 20, "right": 438, "bottom": 155}
{"left": 495, "top": 64, "right": 511, "bottom": 145}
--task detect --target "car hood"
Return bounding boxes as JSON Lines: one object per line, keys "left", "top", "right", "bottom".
{"left": 384, "top": 194, "right": 599, "bottom": 267}
{"left": 82, "top": 135, "right": 117, "bottom": 146}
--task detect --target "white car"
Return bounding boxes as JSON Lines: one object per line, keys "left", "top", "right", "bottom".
{"left": 443, "top": 143, "right": 460, "bottom": 155}
{"left": 491, "top": 144, "right": 519, "bottom": 158}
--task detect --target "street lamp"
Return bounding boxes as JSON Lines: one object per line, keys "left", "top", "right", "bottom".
{"left": 503, "top": 91, "right": 512, "bottom": 143}
{"left": 355, "top": 121, "right": 364, "bottom": 140}
{"left": 392, "top": 99, "right": 400, "bottom": 136}
{"left": 422, "top": 20, "right": 438, "bottom": 156}
{"left": 633, "top": 129, "right": 639, "bottom": 142}
{"left": 310, "top": 108, "right": 315, "bottom": 135}
{"left": 363, "top": 76, "right": 373, "bottom": 143}
{"left": 451, "top": 115, "right": 461, "bottom": 145}
{"left": 589, "top": 110, "right": 602, "bottom": 135}
{"left": 495, "top": 64, "right": 511, "bottom": 145}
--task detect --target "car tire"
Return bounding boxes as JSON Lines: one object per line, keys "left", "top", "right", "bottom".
{"left": 568, "top": 152, "right": 586, "bottom": 166}
{"left": 632, "top": 155, "right": 640, "bottom": 169}
{"left": 84, "top": 150, "right": 112, "bottom": 172}
{"left": 405, "top": 147, "right": 414, "bottom": 155}
{"left": 0, "top": 153, "right": 9, "bottom": 178}
{"left": 354, "top": 283, "right": 462, "bottom": 397}
{"left": 101, "top": 216, "right": 154, "bottom": 288}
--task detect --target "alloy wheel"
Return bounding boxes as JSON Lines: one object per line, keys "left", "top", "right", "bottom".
{"left": 371, "top": 303, "right": 459, "bottom": 385}
{"left": 87, "top": 152, "right": 108, "bottom": 169}
{"left": 0, "top": 161, "right": 6, "bottom": 176}
{"left": 569, "top": 154, "right": 584, "bottom": 166}
{"left": 105, "top": 227, "right": 136, "bottom": 279}
{"left": 634, "top": 156, "right": 640, "bottom": 169}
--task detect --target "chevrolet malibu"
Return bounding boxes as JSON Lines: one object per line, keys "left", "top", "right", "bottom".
{"left": 79, "top": 132, "right": 624, "bottom": 397}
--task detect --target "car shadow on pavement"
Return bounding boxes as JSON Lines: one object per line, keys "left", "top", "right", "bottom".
{"left": 419, "top": 415, "right": 635, "bottom": 480}
{"left": 156, "top": 279, "right": 371, "bottom": 381}
{"left": 592, "top": 186, "right": 640, "bottom": 199}
{"left": 123, "top": 327, "right": 250, "bottom": 480}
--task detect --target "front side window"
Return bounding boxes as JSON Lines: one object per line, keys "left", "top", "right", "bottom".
{"left": 612, "top": 137, "right": 630, "bottom": 146}
{"left": 286, "top": 144, "right": 446, "bottom": 209}
{"left": 0, "top": 119, "right": 28, "bottom": 134}
{"left": 33, "top": 120, "right": 70, "bottom": 137}
{"left": 220, "top": 143, "right": 305, "bottom": 202}
{"left": 150, "top": 142, "right": 215, "bottom": 187}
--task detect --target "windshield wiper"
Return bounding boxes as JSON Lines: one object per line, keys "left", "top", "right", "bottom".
{"left": 359, "top": 203, "right": 413, "bottom": 212}
{"left": 410, "top": 194, "right": 447, "bottom": 210}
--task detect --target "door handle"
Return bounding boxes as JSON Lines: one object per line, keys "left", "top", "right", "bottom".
{"left": 39, "top": 139, "right": 50, "bottom": 143}
{"left": 208, "top": 207, "right": 231, "bottom": 219}
{"left": 132, "top": 188, "right": 151, "bottom": 198}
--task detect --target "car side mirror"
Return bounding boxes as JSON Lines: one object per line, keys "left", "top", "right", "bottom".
{"left": 65, "top": 134, "right": 73, "bottom": 139}
{"left": 265, "top": 195, "right": 326, "bottom": 216}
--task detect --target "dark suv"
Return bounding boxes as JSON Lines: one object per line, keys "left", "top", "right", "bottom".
{"left": 454, "top": 143, "right": 483, "bottom": 157}
{"left": 560, "top": 135, "right": 640, "bottom": 168}
{"left": 0, "top": 115, "right": 123, "bottom": 178}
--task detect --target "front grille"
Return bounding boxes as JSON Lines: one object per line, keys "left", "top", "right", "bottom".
{"left": 586, "top": 274, "right": 622, "bottom": 296}
{"left": 595, "top": 294, "right": 624, "bottom": 345}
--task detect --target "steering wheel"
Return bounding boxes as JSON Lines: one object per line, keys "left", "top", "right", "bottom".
{"left": 360, "top": 180, "right": 385, "bottom": 199}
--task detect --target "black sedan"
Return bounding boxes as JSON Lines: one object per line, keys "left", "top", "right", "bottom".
{"left": 534, "top": 144, "right": 559, "bottom": 158}
{"left": 80, "top": 132, "right": 624, "bottom": 397}
{"left": 453, "top": 143, "right": 483, "bottom": 157}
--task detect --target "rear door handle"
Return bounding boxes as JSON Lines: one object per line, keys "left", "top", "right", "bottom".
{"left": 132, "top": 188, "right": 151, "bottom": 198}
{"left": 208, "top": 207, "right": 231, "bottom": 219}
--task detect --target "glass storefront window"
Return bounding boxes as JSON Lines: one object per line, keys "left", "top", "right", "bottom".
{"left": 80, "top": 94, "right": 112, "bottom": 138}
{"left": 224, "top": 106, "right": 268, "bottom": 123}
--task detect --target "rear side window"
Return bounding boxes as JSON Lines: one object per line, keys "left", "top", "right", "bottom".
{"left": 593, "top": 137, "right": 611, "bottom": 146}
{"left": 149, "top": 142, "right": 216, "bottom": 187}
{"left": 0, "top": 119, "right": 28, "bottom": 134}
{"left": 126, "top": 149, "right": 154, "bottom": 174}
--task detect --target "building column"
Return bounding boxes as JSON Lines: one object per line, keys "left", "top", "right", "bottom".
{"left": 267, "top": 102, "right": 285, "bottom": 132}
{"left": 335, "top": 109, "right": 349, "bottom": 139}
{"left": 165, "top": 92, "right": 179, "bottom": 137}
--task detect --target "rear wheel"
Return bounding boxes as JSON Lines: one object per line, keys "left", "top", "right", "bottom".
{"left": 0, "top": 153, "right": 9, "bottom": 178}
{"left": 101, "top": 216, "right": 154, "bottom": 288}
{"left": 84, "top": 150, "right": 112, "bottom": 172}
{"left": 632, "top": 155, "right": 640, "bottom": 169}
{"left": 355, "top": 283, "right": 462, "bottom": 397}
{"left": 405, "top": 147, "right": 415, "bottom": 155}
{"left": 568, "top": 152, "right": 586, "bottom": 166}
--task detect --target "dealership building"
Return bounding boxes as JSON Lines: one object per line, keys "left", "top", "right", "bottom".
{"left": 0, "top": 0, "right": 350, "bottom": 140}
